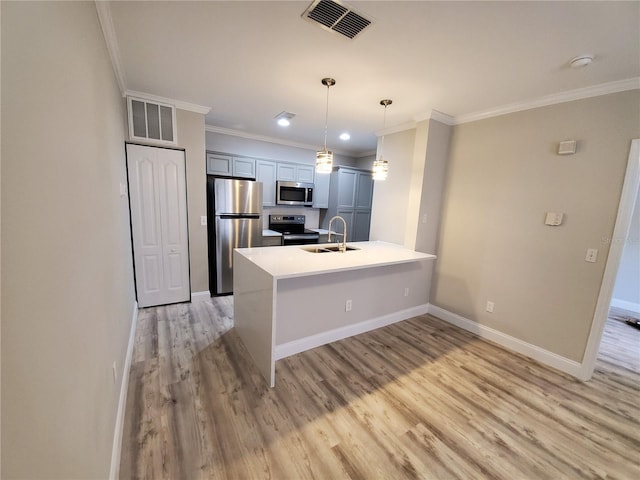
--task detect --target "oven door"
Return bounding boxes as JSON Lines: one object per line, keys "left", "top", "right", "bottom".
{"left": 282, "top": 234, "right": 319, "bottom": 245}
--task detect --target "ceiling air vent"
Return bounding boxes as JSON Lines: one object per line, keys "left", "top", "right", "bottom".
{"left": 302, "top": 0, "right": 372, "bottom": 40}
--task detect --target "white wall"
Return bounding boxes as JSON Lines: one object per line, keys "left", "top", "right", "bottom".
{"left": 1, "top": 2, "right": 135, "bottom": 478}
{"left": 432, "top": 90, "right": 640, "bottom": 362}
{"left": 611, "top": 185, "right": 640, "bottom": 313}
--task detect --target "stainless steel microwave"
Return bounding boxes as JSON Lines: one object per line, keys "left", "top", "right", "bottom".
{"left": 276, "top": 181, "right": 314, "bottom": 206}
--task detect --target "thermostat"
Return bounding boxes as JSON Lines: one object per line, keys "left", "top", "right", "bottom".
{"left": 545, "top": 212, "right": 564, "bottom": 226}
{"left": 558, "top": 140, "right": 576, "bottom": 155}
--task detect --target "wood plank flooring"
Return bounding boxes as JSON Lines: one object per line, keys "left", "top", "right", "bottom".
{"left": 119, "top": 298, "right": 640, "bottom": 479}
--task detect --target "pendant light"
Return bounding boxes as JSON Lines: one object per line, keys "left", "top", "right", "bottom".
{"left": 316, "top": 77, "right": 336, "bottom": 174}
{"left": 373, "top": 99, "right": 392, "bottom": 181}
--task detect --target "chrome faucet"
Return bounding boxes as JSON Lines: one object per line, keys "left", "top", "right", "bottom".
{"left": 327, "top": 215, "right": 347, "bottom": 252}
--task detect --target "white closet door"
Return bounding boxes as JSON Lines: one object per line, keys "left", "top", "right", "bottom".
{"left": 126, "top": 144, "right": 190, "bottom": 307}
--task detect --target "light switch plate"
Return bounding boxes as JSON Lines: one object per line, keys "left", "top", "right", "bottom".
{"left": 585, "top": 248, "right": 598, "bottom": 263}
{"left": 200, "top": 216, "right": 207, "bottom": 226}
{"left": 119, "top": 183, "right": 127, "bottom": 197}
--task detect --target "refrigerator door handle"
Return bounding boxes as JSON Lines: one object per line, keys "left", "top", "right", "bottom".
{"left": 219, "top": 214, "right": 261, "bottom": 219}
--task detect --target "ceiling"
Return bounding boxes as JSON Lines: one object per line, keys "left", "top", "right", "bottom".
{"left": 107, "top": 1, "right": 640, "bottom": 156}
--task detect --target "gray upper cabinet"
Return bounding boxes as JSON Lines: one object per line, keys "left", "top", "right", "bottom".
{"left": 207, "top": 151, "right": 318, "bottom": 207}
{"left": 336, "top": 169, "right": 357, "bottom": 208}
{"left": 206, "top": 152, "right": 255, "bottom": 178}
{"left": 256, "top": 160, "right": 277, "bottom": 207}
{"left": 277, "top": 162, "right": 315, "bottom": 183}
{"left": 312, "top": 171, "right": 330, "bottom": 209}
{"left": 296, "top": 165, "right": 315, "bottom": 183}
{"left": 323, "top": 167, "right": 374, "bottom": 241}
{"left": 355, "top": 172, "right": 374, "bottom": 209}
{"left": 206, "top": 153, "right": 232, "bottom": 176}
{"left": 233, "top": 157, "right": 256, "bottom": 178}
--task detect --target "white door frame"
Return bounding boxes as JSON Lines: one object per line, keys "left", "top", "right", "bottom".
{"left": 579, "top": 139, "right": 640, "bottom": 380}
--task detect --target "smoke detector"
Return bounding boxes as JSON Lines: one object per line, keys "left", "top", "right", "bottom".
{"left": 302, "top": 0, "right": 372, "bottom": 40}
{"left": 569, "top": 55, "right": 594, "bottom": 68}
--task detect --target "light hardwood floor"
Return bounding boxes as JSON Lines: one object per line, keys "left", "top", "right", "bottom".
{"left": 119, "top": 298, "right": 640, "bottom": 479}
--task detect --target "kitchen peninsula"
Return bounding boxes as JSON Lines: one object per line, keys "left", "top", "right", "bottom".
{"left": 233, "top": 241, "right": 436, "bottom": 386}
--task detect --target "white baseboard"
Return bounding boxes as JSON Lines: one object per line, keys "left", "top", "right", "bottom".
{"left": 190, "top": 291, "right": 211, "bottom": 303}
{"left": 427, "top": 305, "right": 583, "bottom": 379}
{"left": 274, "top": 304, "right": 429, "bottom": 360}
{"left": 610, "top": 298, "right": 640, "bottom": 315}
{"left": 109, "top": 301, "right": 139, "bottom": 480}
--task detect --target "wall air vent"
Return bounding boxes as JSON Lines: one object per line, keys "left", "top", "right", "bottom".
{"left": 127, "top": 96, "right": 177, "bottom": 146}
{"left": 302, "top": 0, "right": 372, "bottom": 40}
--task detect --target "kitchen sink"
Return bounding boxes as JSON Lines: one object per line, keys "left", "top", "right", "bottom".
{"left": 301, "top": 245, "right": 360, "bottom": 253}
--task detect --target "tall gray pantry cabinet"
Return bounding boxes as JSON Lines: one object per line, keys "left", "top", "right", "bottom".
{"left": 321, "top": 167, "right": 374, "bottom": 242}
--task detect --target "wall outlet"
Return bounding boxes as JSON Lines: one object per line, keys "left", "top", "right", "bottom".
{"left": 404, "top": 287, "right": 409, "bottom": 297}
{"left": 486, "top": 301, "right": 495, "bottom": 313}
{"left": 112, "top": 361, "right": 117, "bottom": 384}
{"left": 585, "top": 248, "right": 598, "bottom": 263}
{"left": 345, "top": 299, "right": 352, "bottom": 312}
{"left": 200, "top": 216, "right": 207, "bottom": 226}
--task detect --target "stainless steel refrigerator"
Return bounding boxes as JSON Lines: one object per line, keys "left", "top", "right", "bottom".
{"left": 212, "top": 178, "right": 263, "bottom": 295}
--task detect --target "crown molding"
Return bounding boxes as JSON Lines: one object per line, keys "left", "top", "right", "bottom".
{"left": 205, "top": 125, "right": 352, "bottom": 156}
{"left": 428, "top": 109, "right": 456, "bottom": 125}
{"left": 125, "top": 90, "right": 211, "bottom": 115}
{"left": 454, "top": 77, "right": 640, "bottom": 125}
{"left": 95, "top": 1, "right": 126, "bottom": 96}
{"left": 413, "top": 109, "right": 456, "bottom": 126}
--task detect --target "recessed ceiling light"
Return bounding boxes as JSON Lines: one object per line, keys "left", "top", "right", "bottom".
{"left": 275, "top": 111, "right": 295, "bottom": 127}
{"left": 339, "top": 132, "right": 350, "bottom": 141}
{"left": 569, "top": 55, "right": 594, "bottom": 68}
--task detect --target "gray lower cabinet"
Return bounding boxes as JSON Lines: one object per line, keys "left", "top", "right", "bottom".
{"left": 262, "top": 235, "right": 283, "bottom": 246}
{"left": 323, "top": 167, "right": 374, "bottom": 242}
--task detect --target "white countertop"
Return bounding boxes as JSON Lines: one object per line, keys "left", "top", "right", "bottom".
{"left": 309, "top": 228, "right": 330, "bottom": 235}
{"left": 262, "top": 229, "right": 282, "bottom": 237}
{"left": 235, "top": 241, "right": 436, "bottom": 279}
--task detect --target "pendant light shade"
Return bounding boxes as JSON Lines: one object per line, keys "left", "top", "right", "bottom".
{"left": 373, "top": 99, "right": 392, "bottom": 181}
{"left": 316, "top": 78, "right": 335, "bottom": 174}
{"left": 372, "top": 158, "right": 388, "bottom": 180}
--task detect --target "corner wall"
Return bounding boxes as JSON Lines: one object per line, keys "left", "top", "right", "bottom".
{"left": 369, "top": 129, "right": 416, "bottom": 245}
{"left": 432, "top": 90, "right": 640, "bottom": 362}
{"left": 1, "top": 2, "right": 135, "bottom": 478}
{"left": 177, "top": 110, "right": 207, "bottom": 293}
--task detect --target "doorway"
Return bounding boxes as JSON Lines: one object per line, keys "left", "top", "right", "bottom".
{"left": 126, "top": 143, "right": 191, "bottom": 307}
{"left": 581, "top": 139, "right": 640, "bottom": 379}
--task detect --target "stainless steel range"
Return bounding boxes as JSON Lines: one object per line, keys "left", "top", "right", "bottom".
{"left": 268, "top": 215, "right": 319, "bottom": 245}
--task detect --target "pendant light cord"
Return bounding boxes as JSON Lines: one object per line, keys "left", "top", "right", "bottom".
{"left": 380, "top": 102, "right": 388, "bottom": 156}
{"left": 323, "top": 84, "right": 330, "bottom": 150}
